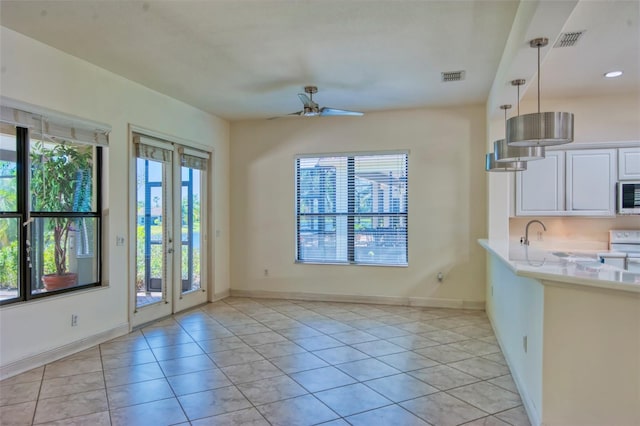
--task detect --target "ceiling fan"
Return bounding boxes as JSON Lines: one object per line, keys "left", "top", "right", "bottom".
{"left": 285, "top": 86, "right": 364, "bottom": 117}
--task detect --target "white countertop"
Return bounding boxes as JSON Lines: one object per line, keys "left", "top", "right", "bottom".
{"left": 478, "top": 239, "right": 640, "bottom": 293}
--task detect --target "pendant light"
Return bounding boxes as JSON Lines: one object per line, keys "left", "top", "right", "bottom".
{"left": 485, "top": 153, "right": 527, "bottom": 172}
{"left": 506, "top": 38, "right": 574, "bottom": 147}
{"left": 495, "top": 89, "right": 545, "bottom": 162}
{"left": 485, "top": 102, "right": 527, "bottom": 172}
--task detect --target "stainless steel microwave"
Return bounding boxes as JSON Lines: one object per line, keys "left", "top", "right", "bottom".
{"left": 618, "top": 181, "right": 640, "bottom": 214}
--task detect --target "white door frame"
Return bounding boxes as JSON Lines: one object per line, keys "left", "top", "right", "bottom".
{"left": 128, "top": 125, "right": 211, "bottom": 329}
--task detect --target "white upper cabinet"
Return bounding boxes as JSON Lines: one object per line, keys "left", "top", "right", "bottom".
{"left": 516, "top": 151, "right": 565, "bottom": 216}
{"left": 618, "top": 147, "right": 640, "bottom": 180}
{"left": 516, "top": 148, "right": 616, "bottom": 217}
{"left": 566, "top": 149, "right": 616, "bottom": 216}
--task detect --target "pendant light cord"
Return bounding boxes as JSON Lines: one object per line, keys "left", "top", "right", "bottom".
{"left": 537, "top": 43, "right": 541, "bottom": 114}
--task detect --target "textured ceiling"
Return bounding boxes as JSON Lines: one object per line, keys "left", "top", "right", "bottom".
{"left": 0, "top": 0, "right": 638, "bottom": 121}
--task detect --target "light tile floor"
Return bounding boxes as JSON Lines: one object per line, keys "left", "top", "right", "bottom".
{"left": 0, "top": 297, "right": 531, "bottom": 426}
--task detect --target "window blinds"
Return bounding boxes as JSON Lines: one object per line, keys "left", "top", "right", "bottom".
{"left": 134, "top": 135, "right": 173, "bottom": 163}
{"left": 0, "top": 103, "right": 110, "bottom": 146}
{"left": 133, "top": 135, "right": 210, "bottom": 169}
{"left": 180, "top": 147, "right": 209, "bottom": 171}
{"left": 296, "top": 152, "right": 408, "bottom": 266}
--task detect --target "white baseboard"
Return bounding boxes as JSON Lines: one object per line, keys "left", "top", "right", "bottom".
{"left": 0, "top": 323, "right": 129, "bottom": 381}
{"left": 407, "top": 296, "right": 485, "bottom": 310}
{"left": 229, "top": 289, "right": 484, "bottom": 310}
{"left": 213, "top": 289, "right": 230, "bottom": 301}
{"left": 487, "top": 313, "right": 541, "bottom": 426}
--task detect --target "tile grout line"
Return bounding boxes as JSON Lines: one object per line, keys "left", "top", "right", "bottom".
{"left": 96, "top": 344, "right": 112, "bottom": 426}
{"left": 29, "top": 365, "right": 45, "bottom": 426}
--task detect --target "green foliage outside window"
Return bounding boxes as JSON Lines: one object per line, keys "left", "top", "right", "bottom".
{"left": 0, "top": 240, "right": 18, "bottom": 289}
{"left": 30, "top": 141, "right": 92, "bottom": 276}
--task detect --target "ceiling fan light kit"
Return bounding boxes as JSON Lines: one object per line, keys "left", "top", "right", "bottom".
{"left": 506, "top": 38, "right": 574, "bottom": 147}
{"left": 289, "top": 86, "right": 364, "bottom": 117}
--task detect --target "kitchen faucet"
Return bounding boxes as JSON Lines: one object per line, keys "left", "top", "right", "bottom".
{"left": 522, "top": 219, "right": 546, "bottom": 246}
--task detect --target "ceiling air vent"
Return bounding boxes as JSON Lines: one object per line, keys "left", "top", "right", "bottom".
{"left": 441, "top": 70, "right": 465, "bottom": 82}
{"left": 554, "top": 31, "right": 585, "bottom": 48}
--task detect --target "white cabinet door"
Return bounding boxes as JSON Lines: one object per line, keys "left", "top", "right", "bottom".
{"left": 618, "top": 147, "right": 640, "bottom": 180}
{"left": 516, "top": 151, "right": 565, "bottom": 216}
{"left": 566, "top": 149, "right": 616, "bottom": 216}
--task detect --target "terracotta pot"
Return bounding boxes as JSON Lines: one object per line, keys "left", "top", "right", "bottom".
{"left": 42, "top": 273, "right": 78, "bottom": 291}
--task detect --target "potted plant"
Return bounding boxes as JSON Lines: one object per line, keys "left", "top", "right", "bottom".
{"left": 30, "top": 141, "right": 92, "bottom": 291}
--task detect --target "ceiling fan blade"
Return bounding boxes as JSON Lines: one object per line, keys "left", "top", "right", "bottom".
{"left": 266, "top": 111, "right": 302, "bottom": 120}
{"left": 298, "top": 93, "right": 314, "bottom": 107}
{"left": 319, "top": 107, "right": 364, "bottom": 117}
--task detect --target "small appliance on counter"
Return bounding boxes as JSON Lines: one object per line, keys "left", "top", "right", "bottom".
{"left": 599, "top": 230, "right": 640, "bottom": 273}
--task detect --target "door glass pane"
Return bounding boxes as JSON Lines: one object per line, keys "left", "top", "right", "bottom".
{"left": 136, "top": 158, "right": 165, "bottom": 308}
{"left": 180, "top": 167, "right": 202, "bottom": 293}
{"left": 30, "top": 217, "right": 99, "bottom": 294}
{"left": 0, "top": 217, "right": 20, "bottom": 301}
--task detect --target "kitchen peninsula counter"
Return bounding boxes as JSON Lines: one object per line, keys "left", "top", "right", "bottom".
{"left": 478, "top": 239, "right": 640, "bottom": 293}
{"left": 479, "top": 239, "right": 640, "bottom": 426}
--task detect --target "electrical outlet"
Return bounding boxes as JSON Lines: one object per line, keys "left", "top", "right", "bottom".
{"left": 264, "top": 269, "right": 269, "bottom": 277}
{"left": 523, "top": 335, "right": 528, "bottom": 353}
{"left": 491, "top": 285, "right": 494, "bottom": 296}
{"left": 537, "top": 231, "right": 543, "bottom": 241}
{"left": 116, "top": 236, "right": 125, "bottom": 246}
{"left": 71, "top": 314, "right": 78, "bottom": 327}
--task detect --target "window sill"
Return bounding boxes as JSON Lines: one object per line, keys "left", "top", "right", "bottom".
{"left": 0, "top": 283, "right": 110, "bottom": 310}
{"left": 294, "top": 260, "right": 408, "bottom": 268}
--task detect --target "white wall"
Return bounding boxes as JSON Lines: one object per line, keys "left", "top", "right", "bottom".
{"left": 542, "top": 283, "right": 640, "bottom": 425}
{"left": 229, "top": 106, "right": 487, "bottom": 307}
{"left": 486, "top": 255, "right": 544, "bottom": 425}
{"left": 0, "top": 27, "right": 230, "bottom": 373}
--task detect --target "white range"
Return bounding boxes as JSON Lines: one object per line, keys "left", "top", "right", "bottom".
{"left": 600, "top": 230, "right": 640, "bottom": 273}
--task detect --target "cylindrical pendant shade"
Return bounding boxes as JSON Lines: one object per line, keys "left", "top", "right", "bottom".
{"left": 485, "top": 153, "right": 527, "bottom": 172}
{"left": 506, "top": 112, "right": 574, "bottom": 146}
{"left": 494, "top": 139, "right": 545, "bottom": 162}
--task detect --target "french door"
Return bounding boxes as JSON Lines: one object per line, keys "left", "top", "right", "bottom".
{"left": 132, "top": 133, "right": 208, "bottom": 327}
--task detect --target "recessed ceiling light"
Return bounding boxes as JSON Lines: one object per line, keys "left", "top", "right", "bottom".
{"left": 604, "top": 71, "right": 623, "bottom": 78}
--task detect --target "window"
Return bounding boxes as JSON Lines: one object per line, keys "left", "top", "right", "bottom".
{"left": 296, "top": 152, "right": 408, "bottom": 266}
{"left": 0, "top": 104, "right": 109, "bottom": 304}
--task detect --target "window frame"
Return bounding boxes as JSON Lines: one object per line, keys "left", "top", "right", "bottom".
{"left": 295, "top": 151, "right": 409, "bottom": 267}
{"left": 0, "top": 125, "right": 104, "bottom": 305}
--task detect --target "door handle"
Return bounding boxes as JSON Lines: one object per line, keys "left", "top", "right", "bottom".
{"left": 167, "top": 248, "right": 174, "bottom": 254}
